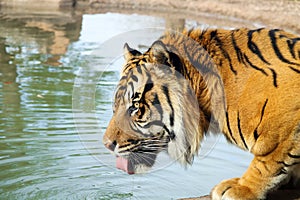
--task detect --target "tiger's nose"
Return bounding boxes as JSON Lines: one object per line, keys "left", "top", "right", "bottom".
{"left": 103, "top": 136, "right": 117, "bottom": 152}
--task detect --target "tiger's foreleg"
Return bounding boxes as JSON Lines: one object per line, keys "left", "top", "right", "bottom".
{"left": 211, "top": 157, "right": 289, "bottom": 200}
{"left": 211, "top": 129, "right": 300, "bottom": 200}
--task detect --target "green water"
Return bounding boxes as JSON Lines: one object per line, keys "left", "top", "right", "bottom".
{"left": 0, "top": 9, "right": 253, "bottom": 200}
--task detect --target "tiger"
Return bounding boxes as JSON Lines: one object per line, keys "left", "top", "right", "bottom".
{"left": 103, "top": 27, "right": 300, "bottom": 200}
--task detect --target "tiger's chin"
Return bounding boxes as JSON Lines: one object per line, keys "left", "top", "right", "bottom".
{"left": 115, "top": 153, "right": 158, "bottom": 174}
{"left": 115, "top": 141, "right": 195, "bottom": 174}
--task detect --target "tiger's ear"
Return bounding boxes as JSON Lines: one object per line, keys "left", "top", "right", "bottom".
{"left": 123, "top": 43, "right": 142, "bottom": 61}
{"left": 149, "top": 41, "right": 184, "bottom": 73}
{"left": 149, "top": 40, "right": 170, "bottom": 64}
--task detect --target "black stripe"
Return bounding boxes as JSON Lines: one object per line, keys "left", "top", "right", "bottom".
{"left": 169, "top": 131, "right": 175, "bottom": 140}
{"left": 223, "top": 54, "right": 237, "bottom": 75}
{"left": 128, "top": 105, "right": 137, "bottom": 115}
{"left": 244, "top": 54, "right": 268, "bottom": 76}
{"left": 225, "top": 111, "right": 237, "bottom": 144}
{"left": 163, "top": 125, "right": 175, "bottom": 140}
{"left": 199, "top": 29, "right": 208, "bottom": 41}
{"left": 135, "top": 147, "right": 159, "bottom": 154}
{"left": 248, "top": 29, "right": 270, "bottom": 65}
{"left": 143, "top": 82, "right": 154, "bottom": 95}
{"left": 141, "top": 120, "right": 164, "bottom": 129}
{"left": 132, "top": 92, "right": 141, "bottom": 100}
{"left": 183, "top": 42, "right": 202, "bottom": 74}
{"left": 131, "top": 74, "right": 138, "bottom": 82}
{"left": 140, "top": 82, "right": 153, "bottom": 101}
{"left": 127, "top": 89, "right": 131, "bottom": 101}
{"left": 260, "top": 142, "right": 279, "bottom": 157}
{"left": 162, "top": 85, "right": 175, "bottom": 127}
{"left": 137, "top": 104, "right": 145, "bottom": 119}
{"left": 261, "top": 99, "right": 268, "bottom": 120}
{"left": 151, "top": 93, "right": 160, "bottom": 105}
{"left": 118, "top": 144, "right": 133, "bottom": 151}
{"left": 269, "top": 29, "right": 300, "bottom": 66}
{"left": 119, "top": 140, "right": 140, "bottom": 150}
{"left": 268, "top": 67, "right": 278, "bottom": 88}
{"left": 287, "top": 39, "right": 297, "bottom": 59}
{"left": 210, "top": 29, "right": 218, "bottom": 39}
{"left": 253, "top": 165, "right": 263, "bottom": 175}
{"left": 274, "top": 168, "right": 288, "bottom": 177}
{"left": 187, "top": 28, "right": 195, "bottom": 36}
{"left": 117, "top": 85, "right": 127, "bottom": 92}
{"left": 277, "top": 161, "right": 300, "bottom": 167}
{"left": 130, "top": 121, "right": 145, "bottom": 135}
{"left": 183, "top": 41, "right": 219, "bottom": 78}
{"left": 127, "top": 139, "right": 139, "bottom": 145}
{"left": 151, "top": 93, "right": 163, "bottom": 121}
{"left": 120, "top": 76, "right": 127, "bottom": 81}
{"left": 128, "top": 81, "right": 134, "bottom": 96}
{"left": 288, "top": 153, "right": 300, "bottom": 159}
{"left": 213, "top": 32, "right": 237, "bottom": 75}
{"left": 237, "top": 112, "right": 248, "bottom": 149}
{"left": 169, "top": 51, "right": 185, "bottom": 74}
{"left": 279, "top": 35, "right": 300, "bottom": 59}
{"left": 289, "top": 66, "right": 300, "bottom": 74}
{"left": 221, "top": 187, "right": 232, "bottom": 196}
{"left": 253, "top": 129, "right": 259, "bottom": 140}
{"left": 123, "top": 64, "right": 131, "bottom": 72}
{"left": 231, "top": 31, "right": 244, "bottom": 64}
{"left": 163, "top": 124, "right": 171, "bottom": 135}
{"left": 156, "top": 130, "right": 167, "bottom": 140}
{"left": 136, "top": 65, "right": 142, "bottom": 74}
{"left": 141, "top": 57, "right": 147, "bottom": 63}
{"left": 135, "top": 118, "right": 147, "bottom": 123}
{"left": 253, "top": 99, "right": 268, "bottom": 140}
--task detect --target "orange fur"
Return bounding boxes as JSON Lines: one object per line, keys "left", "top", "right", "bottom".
{"left": 103, "top": 28, "right": 300, "bottom": 199}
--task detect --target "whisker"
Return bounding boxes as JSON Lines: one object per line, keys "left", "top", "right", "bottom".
{"left": 130, "top": 152, "right": 151, "bottom": 166}
{"left": 132, "top": 152, "right": 157, "bottom": 166}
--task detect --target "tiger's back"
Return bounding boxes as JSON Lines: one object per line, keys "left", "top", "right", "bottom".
{"left": 103, "top": 28, "right": 300, "bottom": 200}
{"left": 184, "top": 28, "right": 300, "bottom": 152}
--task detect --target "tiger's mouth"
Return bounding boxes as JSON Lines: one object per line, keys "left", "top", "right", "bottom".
{"left": 115, "top": 152, "right": 158, "bottom": 174}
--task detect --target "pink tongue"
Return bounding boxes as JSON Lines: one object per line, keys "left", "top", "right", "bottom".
{"left": 116, "top": 157, "right": 134, "bottom": 174}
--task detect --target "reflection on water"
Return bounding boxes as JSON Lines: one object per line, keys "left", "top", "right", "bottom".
{"left": 0, "top": 6, "right": 253, "bottom": 200}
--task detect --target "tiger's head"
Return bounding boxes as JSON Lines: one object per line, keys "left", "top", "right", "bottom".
{"left": 103, "top": 40, "right": 202, "bottom": 174}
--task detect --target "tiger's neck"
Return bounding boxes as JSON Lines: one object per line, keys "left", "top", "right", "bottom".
{"left": 161, "top": 29, "right": 226, "bottom": 134}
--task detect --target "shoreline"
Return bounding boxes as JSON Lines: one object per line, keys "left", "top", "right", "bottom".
{"left": 86, "top": 0, "right": 300, "bottom": 33}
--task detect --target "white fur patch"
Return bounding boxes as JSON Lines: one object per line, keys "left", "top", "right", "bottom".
{"left": 134, "top": 164, "right": 151, "bottom": 174}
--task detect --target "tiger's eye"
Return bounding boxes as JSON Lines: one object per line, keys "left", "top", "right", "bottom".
{"left": 134, "top": 102, "right": 139, "bottom": 108}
